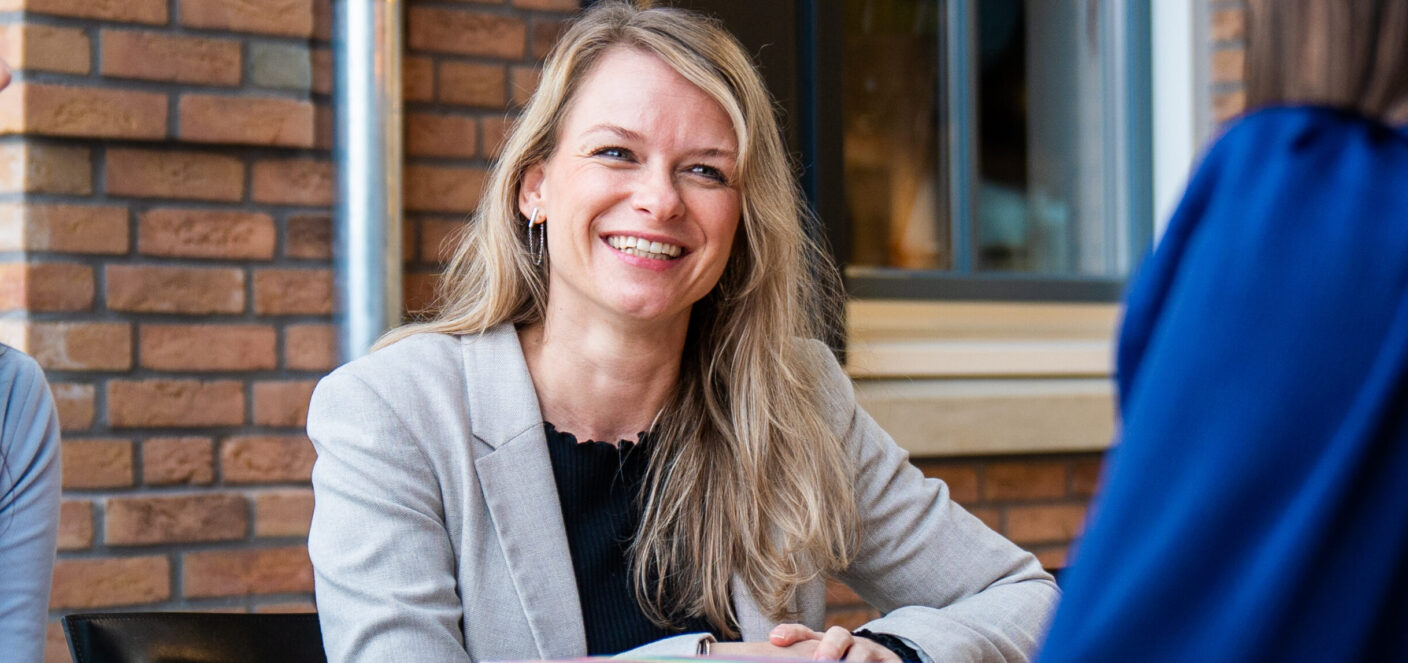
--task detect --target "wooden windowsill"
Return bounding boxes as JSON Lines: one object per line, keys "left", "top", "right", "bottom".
{"left": 845, "top": 299, "right": 1121, "bottom": 379}
{"left": 845, "top": 300, "right": 1121, "bottom": 456}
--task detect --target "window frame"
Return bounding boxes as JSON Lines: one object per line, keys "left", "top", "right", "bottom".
{"left": 812, "top": 0, "right": 1155, "bottom": 302}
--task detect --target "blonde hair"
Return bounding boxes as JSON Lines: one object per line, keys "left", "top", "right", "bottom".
{"left": 378, "top": 1, "right": 857, "bottom": 635}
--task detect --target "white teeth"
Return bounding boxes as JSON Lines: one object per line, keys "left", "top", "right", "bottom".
{"left": 607, "top": 235, "right": 683, "bottom": 260}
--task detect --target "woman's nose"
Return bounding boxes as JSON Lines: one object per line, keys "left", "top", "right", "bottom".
{"left": 632, "top": 165, "right": 684, "bottom": 222}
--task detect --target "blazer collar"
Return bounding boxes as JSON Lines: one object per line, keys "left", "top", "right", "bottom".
{"left": 461, "top": 325, "right": 588, "bottom": 657}
{"left": 476, "top": 426, "right": 588, "bottom": 658}
{"left": 459, "top": 324, "right": 542, "bottom": 450}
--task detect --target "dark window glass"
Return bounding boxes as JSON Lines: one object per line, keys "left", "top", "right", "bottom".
{"left": 841, "top": 0, "right": 1148, "bottom": 283}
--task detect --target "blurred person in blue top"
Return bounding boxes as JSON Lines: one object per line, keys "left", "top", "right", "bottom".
{"left": 0, "top": 57, "right": 63, "bottom": 663}
{"left": 0, "top": 344, "right": 60, "bottom": 663}
{"left": 1038, "top": 1, "right": 1408, "bottom": 661}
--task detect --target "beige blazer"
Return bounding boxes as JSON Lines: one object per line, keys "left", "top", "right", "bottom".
{"left": 307, "top": 325, "right": 1058, "bottom": 663}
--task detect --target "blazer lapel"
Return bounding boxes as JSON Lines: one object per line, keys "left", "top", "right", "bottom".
{"left": 463, "top": 327, "right": 587, "bottom": 658}
{"left": 732, "top": 574, "right": 827, "bottom": 640}
{"left": 733, "top": 575, "right": 774, "bottom": 640}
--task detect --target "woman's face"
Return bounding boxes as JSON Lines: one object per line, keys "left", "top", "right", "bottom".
{"left": 519, "top": 47, "right": 742, "bottom": 333}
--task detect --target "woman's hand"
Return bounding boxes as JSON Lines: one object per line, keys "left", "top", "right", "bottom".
{"left": 766, "top": 624, "right": 903, "bottom": 662}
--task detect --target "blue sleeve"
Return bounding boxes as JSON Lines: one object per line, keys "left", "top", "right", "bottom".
{"left": 1038, "top": 108, "right": 1408, "bottom": 662}
{"left": 0, "top": 345, "right": 62, "bottom": 663}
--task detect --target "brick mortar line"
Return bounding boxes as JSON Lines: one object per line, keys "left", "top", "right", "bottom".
{"left": 3, "top": 139, "right": 334, "bottom": 160}
{"left": 411, "top": 1, "right": 578, "bottom": 18}
{"left": 88, "top": 141, "right": 109, "bottom": 216}
{"left": 403, "top": 106, "right": 504, "bottom": 120}
{"left": 242, "top": 378, "right": 257, "bottom": 429}
{"left": 38, "top": 254, "right": 336, "bottom": 268}
{"left": 55, "top": 543, "right": 314, "bottom": 558}
{"left": 98, "top": 23, "right": 324, "bottom": 46}
{"left": 13, "top": 69, "right": 318, "bottom": 101}
{"left": 415, "top": 50, "right": 543, "bottom": 67}
{"left": 0, "top": 9, "right": 339, "bottom": 41}
{"left": 19, "top": 311, "right": 337, "bottom": 326}
{"left": 403, "top": 152, "right": 499, "bottom": 167}
{"left": 50, "top": 370, "right": 327, "bottom": 383}
{"left": 85, "top": 23, "right": 101, "bottom": 75}
{"left": 56, "top": 483, "right": 317, "bottom": 498}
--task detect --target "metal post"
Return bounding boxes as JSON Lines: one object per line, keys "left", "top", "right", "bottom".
{"left": 946, "top": 0, "right": 978, "bottom": 274}
{"left": 334, "top": 0, "right": 404, "bottom": 362}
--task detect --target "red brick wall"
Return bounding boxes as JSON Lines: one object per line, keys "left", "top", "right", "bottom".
{"left": 1211, "top": 1, "right": 1247, "bottom": 122}
{"left": 0, "top": 1, "right": 576, "bottom": 660}
{"left": 401, "top": 1, "right": 573, "bottom": 313}
{"left": 824, "top": 453, "right": 1103, "bottom": 628}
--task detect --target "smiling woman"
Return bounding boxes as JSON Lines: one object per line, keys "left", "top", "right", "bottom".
{"left": 305, "top": 3, "right": 1057, "bottom": 663}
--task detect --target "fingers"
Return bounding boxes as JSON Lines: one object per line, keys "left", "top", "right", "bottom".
{"left": 769, "top": 623, "right": 821, "bottom": 647}
{"left": 711, "top": 640, "right": 820, "bottom": 659}
{"left": 844, "top": 640, "right": 901, "bottom": 663}
{"left": 765, "top": 624, "right": 901, "bottom": 662}
{"left": 787, "top": 640, "right": 822, "bottom": 658}
{"left": 812, "top": 625, "right": 854, "bottom": 660}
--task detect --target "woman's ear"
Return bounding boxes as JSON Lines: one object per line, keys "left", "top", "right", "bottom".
{"left": 519, "top": 163, "right": 546, "bottom": 220}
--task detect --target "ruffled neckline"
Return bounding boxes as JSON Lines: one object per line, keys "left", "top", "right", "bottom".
{"left": 543, "top": 421, "right": 651, "bottom": 453}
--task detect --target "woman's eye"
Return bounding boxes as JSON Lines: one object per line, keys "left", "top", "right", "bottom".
{"left": 592, "top": 146, "right": 632, "bottom": 160}
{"left": 689, "top": 164, "right": 728, "bottom": 183}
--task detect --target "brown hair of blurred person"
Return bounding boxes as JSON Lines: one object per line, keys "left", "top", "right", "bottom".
{"left": 1246, "top": 0, "right": 1408, "bottom": 123}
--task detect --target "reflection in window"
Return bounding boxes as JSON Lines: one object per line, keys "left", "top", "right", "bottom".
{"left": 843, "top": 0, "right": 1134, "bottom": 279}
{"left": 842, "top": 0, "right": 947, "bottom": 270}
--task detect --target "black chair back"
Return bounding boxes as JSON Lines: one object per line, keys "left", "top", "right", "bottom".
{"left": 62, "top": 611, "right": 326, "bottom": 663}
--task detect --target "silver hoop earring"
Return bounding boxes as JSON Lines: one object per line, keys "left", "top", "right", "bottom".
{"left": 527, "top": 207, "right": 546, "bottom": 265}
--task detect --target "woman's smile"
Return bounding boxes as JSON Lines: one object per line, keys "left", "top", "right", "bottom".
{"left": 605, "top": 234, "right": 685, "bottom": 260}
{"left": 600, "top": 232, "right": 691, "bottom": 273}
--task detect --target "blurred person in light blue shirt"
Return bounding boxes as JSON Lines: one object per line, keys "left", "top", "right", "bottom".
{"left": 1, "top": 54, "right": 65, "bottom": 663}
{"left": 1, "top": 342, "right": 62, "bottom": 663}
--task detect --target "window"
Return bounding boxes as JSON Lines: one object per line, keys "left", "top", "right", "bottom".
{"left": 666, "top": 0, "right": 1153, "bottom": 302}
{"left": 837, "top": 0, "right": 1153, "bottom": 300}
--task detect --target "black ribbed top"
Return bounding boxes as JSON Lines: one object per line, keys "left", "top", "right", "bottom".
{"left": 543, "top": 423, "right": 718, "bottom": 655}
